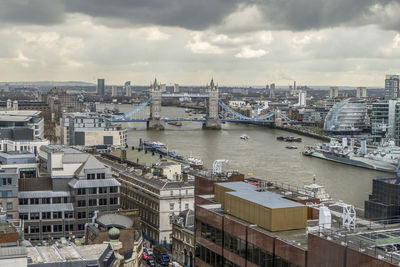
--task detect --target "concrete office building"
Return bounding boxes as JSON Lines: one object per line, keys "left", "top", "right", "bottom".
{"left": 329, "top": 87, "right": 339, "bottom": 98}
{"left": 18, "top": 145, "right": 121, "bottom": 241}
{"left": 125, "top": 81, "right": 132, "bottom": 97}
{"left": 174, "top": 83, "right": 179, "bottom": 93}
{"left": 356, "top": 87, "right": 367, "bottom": 98}
{"left": 371, "top": 100, "right": 400, "bottom": 143}
{"left": 112, "top": 86, "right": 118, "bottom": 97}
{"left": 0, "top": 110, "right": 44, "bottom": 139}
{"left": 270, "top": 83, "right": 275, "bottom": 98}
{"left": 105, "top": 158, "right": 194, "bottom": 249}
{"left": 97, "top": 78, "right": 105, "bottom": 96}
{"left": 172, "top": 209, "right": 194, "bottom": 267}
{"left": 385, "top": 75, "right": 399, "bottom": 100}
{"left": 0, "top": 168, "right": 19, "bottom": 220}
{"left": 62, "top": 113, "right": 127, "bottom": 147}
{"left": 0, "top": 127, "right": 49, "bottom": 156}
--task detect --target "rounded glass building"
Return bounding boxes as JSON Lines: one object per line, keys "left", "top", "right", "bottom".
{"left": 324, "top": 98, "right": 367, "bottom": 133}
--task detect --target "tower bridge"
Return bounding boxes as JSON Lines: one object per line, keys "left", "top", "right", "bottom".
{"left": 108, "top": 79, "right": 289, "bottom": 129}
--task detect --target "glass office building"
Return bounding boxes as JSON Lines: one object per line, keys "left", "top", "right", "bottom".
{"left": 324, "top": 98, "right": 367, "bottom": 133}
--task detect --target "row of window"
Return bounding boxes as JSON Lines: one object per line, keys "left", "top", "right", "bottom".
{"left": 77, "top": 186, "right": 118, "bottom": 195}
{"left": 86, "top": 173, "right": 106, "bottom": 180}
{"left": 196, "top": 245, "right": 239, "bottom": 267}
{"left": 196, "top": 220, "right": 300, "bottom": 267}
{"left": 20, "top": 211, "right": 73, "bottom": 220}
{"left": 24, "top": 224, "right": 84, "bottom": 234}
{"left": 19, "top": 197, "right": 69, "bottom": 205}
{"left": 0, "top": 190, "right": 12, "bottom": 198}
{"left": 1, "top": 178, "right": 12, "bottom": 186}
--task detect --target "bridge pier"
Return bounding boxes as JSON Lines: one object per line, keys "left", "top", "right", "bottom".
{"left": 203, "top": 119, "right": 222, "bottom": 130}
{"left": 147, "top": 120, "right": 165, "bottom": 130}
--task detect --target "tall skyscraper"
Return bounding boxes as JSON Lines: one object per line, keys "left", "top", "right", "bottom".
{"left": 270, "top": 83, "right": 275, "bottom": 98}
{"left": 97, "top": 78, "right": 105, "bottom": 96}
{"left": 329, "top": 87, "right": 339, "bottom": 98}
{"left": 384, "top": 75, "right": 400, "bottom": 100}
{"left": 356, "top": 87, "right": 367, "bottom": 98}
{"left": 111, "top": 86, "right": 118, "bottom": 97}
{"left": 125, "top": 81, "right": 132, "bottom": 97}
{"left": 298, "top": 91, "right": 306, "bottom": 107}
{"left": 174, "top": 83, "right": 179, "bottom": 93}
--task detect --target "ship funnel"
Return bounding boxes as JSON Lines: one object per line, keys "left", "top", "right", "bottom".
{"left": 342, "top": 137, "right": 348, "bottom": 148}
{"left": 360, "top": 140, "right": 367, "bottom": 155}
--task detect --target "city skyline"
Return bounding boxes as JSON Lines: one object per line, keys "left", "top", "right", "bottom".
{"left": 0, "top": 1, "right": 400, "bottom": 86}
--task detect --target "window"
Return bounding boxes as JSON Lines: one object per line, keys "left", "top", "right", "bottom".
{"left": 99, "top": 198, "right": 107, "bottom": 205}
{"left": 42, "top": 225, "right": 51, "bottom": 233}
{"left": 89, "top": 188, "right": 97, "bottom": 194}
{"left": 110, "top": 186, "right": 118, "bottom": 193}
{"left": 6, "top": 202, "right": 12, "bottom": 210}
{"left": 30, "top": 213, "right": 39, "bottom": 220}
{"left": 89, "top": 199, "right": 97, "bottom": 206}
{"left": 30, "top": 198, "right": 39, "bottom": 205}
{"left": 77, "top": 188, "right": 86, "bottom": 195}
{"left": 99, "top": 187, "right": 107, "bottom": 194}
{"left": 77, "top": 200, "right": 86, "bottom": 207}
{"left": 42, "top": 212, "right": 51, "bottom": 219}
{"left": 64, "top": 197, "right": 68, "bottom": 203}
{"left": 19, "top": 198, "right": 28, "bottom": 205}
{"left": 1, "top": 190, "right": 12, "bottom": 198}
{"left": 77, "top": 212, "right": 86, "bottom": 219}
{"left": 64, "top": 211, "right": 73, "bottom": 218}
{"left": 19, "top": 213, "right": 28, "bottom": 220}
{"left": 110, "top": 197, "right": 118, "bottom": 205}
{"left": 53, "top": 225, "right": 63, "bottom": 232}
{"left": 185, "top": 203, "right": 189, "bottom": 209}
{"left": 7, "top": 214, "right": 12, "bottom": 219}
{"left": 42, "top": 198, "right": 50, "bottom": 204}
{"left": 52, "top": 197, "right": 61, "bottom": 204}
{"left": 53, "top": 212, "right": 62, "bottom": 219}
{"left": 87, "top": 173, "right": 95, "bottom": 180}
{"left": 170, "top": 203, "right": 175, "bottom": 210}
{"left": 30, "top": 226, "right": 39, "bottom": 233}
{"left": 78, "top": 224, "right": 85, "bottom": 230}
{"left": 170, "top": 191, "right": 173, "bottom": 196}
{"left": 97, "top": 173, "right": 105, "bottom": 179}
{"left": 2, "top": 178, "right": 12, "bottom": 186}
{"left": 65, "top": 224, "right": 73, "bottom": 231}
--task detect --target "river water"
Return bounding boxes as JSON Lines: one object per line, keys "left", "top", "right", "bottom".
{"left": 100, "top": 104, "right": 387, "bottom": 208}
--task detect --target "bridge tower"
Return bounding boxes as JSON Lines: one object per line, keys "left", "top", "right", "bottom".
{"left": 274, "top": 109, "right": 282, "bottom": 127}
{"left": 203, "top": 79, "right": 222, "bottom": 130}
{"left": 148, "top": 78, "right": 165, "bottom": 130}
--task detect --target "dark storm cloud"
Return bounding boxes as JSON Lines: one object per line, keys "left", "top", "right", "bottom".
{"left": 252, "top": 0, "right": 398, "bottom": 31}
{"left": 0, "top": 0, "right": 65, "bottom": 25}
{"left": 0, "top": 0, "right": 399, "bottom": 31}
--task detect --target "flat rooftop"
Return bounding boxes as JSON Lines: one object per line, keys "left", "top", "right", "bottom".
{"left": 26, "top": 243, "right": 109, "bottom": 264}
{"left": 0, "top": 151, "right": 35, "bottom": 158}
{"left": 0, "top": 110, "right": 41, "bottom": 117}
{"left": 0, "top": 115, "right": 31, "bottom": 122}
{"left": 217, "top": 182, "right": 305, "bottom": 209}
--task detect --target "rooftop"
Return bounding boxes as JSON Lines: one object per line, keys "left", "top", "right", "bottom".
{"left": 96, "top": 213, "right": 134, "bottom": 229}
{"left": 217, "top": 182, "right": 305, "bottom": 209}
{"left": 26, "top": 243, "right": 110, "bottom": 264}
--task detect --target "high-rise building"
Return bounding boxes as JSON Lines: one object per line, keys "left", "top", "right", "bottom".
{"left": 329, "top": 87, "right": 339, "bottom": 98}
{"left": 124, "top": 81, "right": 132, "bottom": 97}
{"left": 384, "top": 75, "right": 399, "bottom": 100}
{"left": 111, "top": 85, "right": 118, "bottom": 97}
{"left": 298, "top": 91, "right": 306, "bottom": 107}
{"left": 174, "top": 83, "right": 179, "bottom": 93}
{"left": 270, "top": 83, "right": 275, "bottom": 98}
{"left": 97, "top": 78, "right": 105, "bottom": 96}
{"left": 356, "top": 87, "right": 367, "bottom": 98}
{"left": 160, "top": 84, "right": 167, "bottom": 92}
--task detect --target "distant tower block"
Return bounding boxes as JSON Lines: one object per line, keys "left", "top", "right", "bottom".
{"left": 111, "top": 86, "right": 118, "bottom": 97}
{"left": 148, "top": 78, "right": 164, "bottom": 130}
{"left": 356, "top": 87, "right": 367, "bottom": 98}
{"left": 97, "top": 78, "right": 105, "bottom": 96}
{"left": 203, "top": 78, "right": 221, "bottom": 130}
{"left": 329, "top": 87, "right": 339, "bottom": 98}
{"left": 125, "top": 81, "right": 132, "bottom": 97}
{"left": 174, "top": 83, "right": 179, "bottom": 93}
{"left": 270, "top": 83, "right": 275, "bottom": 98}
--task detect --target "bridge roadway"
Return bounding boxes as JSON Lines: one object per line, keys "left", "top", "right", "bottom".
{"left": 109, "top": 118, "right": 274, "bottom": 123}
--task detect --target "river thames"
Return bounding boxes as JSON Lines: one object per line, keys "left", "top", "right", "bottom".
{"left": 101, "top": 104, "right": 387, "bottom": 208}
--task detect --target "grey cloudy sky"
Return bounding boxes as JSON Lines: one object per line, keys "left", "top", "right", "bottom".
{"left": 0, "top": 0, "right": 400, "bottom": 86}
